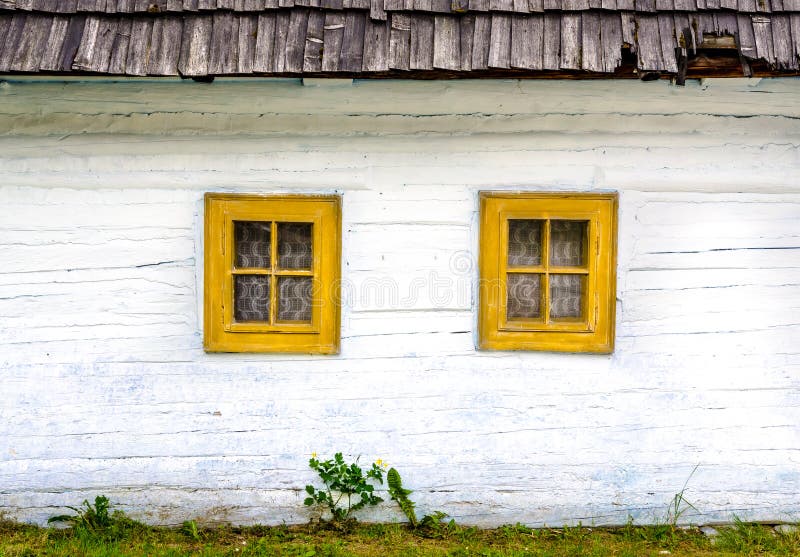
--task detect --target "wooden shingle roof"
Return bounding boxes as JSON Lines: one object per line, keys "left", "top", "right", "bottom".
{"left": 1, "top": 0, "right": 799, "bottom": 77}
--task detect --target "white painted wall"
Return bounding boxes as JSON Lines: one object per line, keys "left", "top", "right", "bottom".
{"left": 1, "top": 77, "right": 799, "bottom": 527}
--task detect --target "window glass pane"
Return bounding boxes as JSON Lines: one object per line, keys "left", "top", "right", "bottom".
{"left": 506, "top": 273, "right": 541, "bottom": 319}
{"left": 550, "top": 220, "right": 587, "bottom": 267}
{"left": 235, "top": 221, "right": 271, "bottom": 269}
{"left": 278, "top": 223, "right": 313, "bottom": 269}
{"left": 234, "top": 275, "right": 270, "bottom": 322}
{"left": 508, "top": 220, "right": 543, "bottom": 267}
{"left": 550, "top": 274, "right": 584, "bottom": 319}
{"left": 278, "top": 276, "right": 313, "bottom": 322}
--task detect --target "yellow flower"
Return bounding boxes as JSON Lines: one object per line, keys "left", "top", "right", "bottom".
{"left": 311, "top": 452, "right": 317, "bottom": 459}
{"left": 376, "top": 458, "right": 387, "bottom": 469}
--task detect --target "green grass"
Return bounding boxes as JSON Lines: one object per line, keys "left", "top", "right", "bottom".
{"left": 1, "top": 517, "right": 799, "bottom": 556}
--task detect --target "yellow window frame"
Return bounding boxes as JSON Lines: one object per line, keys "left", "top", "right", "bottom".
{"left": 479, "top": 192, "right": 618, "bottom": 353}
{"left": 204, "top": 193, "right": 341, "bottom": 354}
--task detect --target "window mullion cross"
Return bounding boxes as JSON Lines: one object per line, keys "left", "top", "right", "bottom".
{"left": 542, "top": 219, "right": 550, "bottom": 324}
{"left": 270, "top": 221, "right": 278, "bottom": 326}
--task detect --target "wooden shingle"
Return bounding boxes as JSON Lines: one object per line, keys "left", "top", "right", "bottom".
{"left": 1, "top": 0, "right": 800, "bottom": 77}
{"left": 388, "top": 12, "right": 411, "bottom": 69}
{"left": 179, "top": 14, "right": 211, "bottom": 75}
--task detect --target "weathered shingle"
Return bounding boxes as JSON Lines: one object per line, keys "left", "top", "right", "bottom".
{"left": 0, "top": 0, "right": 798, "bottom": 77}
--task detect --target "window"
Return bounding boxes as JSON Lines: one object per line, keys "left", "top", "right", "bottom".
{"left": 204, "top": 194, "right": 341, "bottom": 353}
{"left": 478, "top": 192, "right": 618, "bottom": 353}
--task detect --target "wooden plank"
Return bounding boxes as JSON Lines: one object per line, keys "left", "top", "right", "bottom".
{"left": 273, "top": 11, "right": 289, "bottom": 71}
{"left": 489, "top": 0, "right": 513, "bottom": 10}
{"left": 738, "top": 0, "right": 756, "bottom": 10}
{"left": 0, "top": 12, "right": 28, "bottom": 72}
{"left": 39, "top": 16, "right": 70, "bottom": 71}
{"left": 673, "top": 13, "right": 694, "bottom": 51}
{"left": 278, "top": 0, "right": 294, "bottom": 8}
{"left": 655, "top": 0, "right": 673, "bottom": 9}
{"left": 252, "top": 13, "right": 276, "bottom": 72}
{"left": 705, "top": 0, "right": 720, "bottom": 8}
{"left": 635, "top": 0, "right": 656, "bottom": 11}
{"left": 320, "top": 0, "right": 343, "bottom": 7}
{"left": 321, "top": 12, "right": 344, "bottom": 70}
{"left": 167, "top": 0, "right": 182, "bottom": 10}
{"left": 716, "top": 12, "right": 737, "bottom": 33}
{"left": 388, "top": 13, "right": 410, "bottom": 69}
{"left": 720, "top": 0, "right": 736, "bottom": 8}
{"left": 600, "top": 12, "right": 622, "bottom": 72}
{"left": 208, "top": 11, "right": 238, "bottom": 74}
{"left": 790, "top": 14, "right": 800, "bottom": 63}
{"left": 559, "top": 13, "right": 580, "bottom": 69}
{"left": 55, "top": 14, "right": 85, "bottom": 70}
{"left": 657, "top": 12, "right": 678, "bottom": 72}
{"left": 237, "top": 14, "right": 257, "bottom": 73}
{"left": 10, "top": 14, "right": 51, "bottom": 73}
{"left": 487, "top": 13, "right": 510, "bottom": 68}
{"left": 197, "top": 0, "right": 214, "bottom": 10}
{"left": 76, "top": 0, "right": 95, "bottom": 11}
{"left": 695, "top": 13, "right": 714, "bottom": 37}
{"left": 561, "top": 0, "right": 588, "bottom": 8}
{"left": 528, "top": 0, "right": 543, "bottom": 10}
{"left": 451, "top": 0, "right": 469, "bottom": 11}
{"left": 302, "top": 9, "right": 324, "bottom": 72}
{"left": 58, "top": 0, "right": 79, "bottom": 12}
{"left": 147, "top": 16, "right": 182, "bottom": 75}
{"left": 371, "top": 0, "right": 387, "bottom": 20}
{"left": 635, "top": 14, "right": 663, "bottom": 70}
{"left": 469, "top": 0, "right": 488, "bottom": 9}
{"left": 510, "top": 14, "right": 542, "bottom": 69}
{"left": 409, "top": 14, "right": 433, "bottom": 69}
{"left": 672, "top": 0, "right": 695, "bottom": 9}
{"left": 459, "top": 13, "right": 473, "bottom": 69}
{"left": 181, "top": 0, "right": 198, "bottom": 11}
{"left": 107, "top": 18, "right": 132, "bottom": 74}
{"left": 432, "top": 15, "right": 459, "bottom": 69}
{"left": 414, "top": 0, "right": 432, "bottom": 9}
{"left": 542, "top": 0, "right": 560, "bottom": 8}
{"left": 542, "top": 12, "right": 560, "bottom": 69}
{"left": 73, "top": 16, "right": 116, "bottom": 72}
{"left": 752, "top": 15, "right": 775, "bottom": 63}
{"left": 616, "top": 0, "right": 634, "bottom": 9}
{"left": 339, "top": 11, "right": 365, "bottom": 71}
{"left": 756, "top": 0, "right": 771, "bottom": 11}
{"left": 242, "top": 0, "right": 266, "bottom": 9}
{"left": 581, "top": 12, "right": 602, "bottom": 72}
{"left": 512, "top": 0, "right": 529, "bottom": 11}
{"left": 430, "top": 0, "right": 451, "bottom": 11}
{"left": 471, "top": 13, "right": 490, "bottom": 69}
{"left": 620, "top": 11, "right": 635, "bottom": 48}
{"left": 736, "top": 14, "right": 757, "bottom": 57}
{"left": 345, "top": 0, "right": 369, "bottom": 8}
{"left": 178, "top": 15, "right": 211, "bottom": 75}
{"left": 284, "top": 9, "right": 309, "bottom": 72}
{"left": 125, "top": 17, "right": 153, "bottom": 75}
{"left": 362, "top": 16, "right": 389, "bottom": 70}
{"left": 771, "top": 14, "right": 795, "bottom": 68}
{"left": 600, "top": 0, "right": 616, "bottom": 9}
{"left": 217, "top": 0, "right": 235, "bottom": 10}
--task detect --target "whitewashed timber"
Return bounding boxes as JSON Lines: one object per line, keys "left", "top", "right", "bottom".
{"left": 0, "top": 77, "right": 799, "bottom": 528}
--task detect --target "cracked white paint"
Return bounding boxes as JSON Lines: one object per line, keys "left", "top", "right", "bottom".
{"left": 0, "top": 77, "right": 799, "bottom": 528}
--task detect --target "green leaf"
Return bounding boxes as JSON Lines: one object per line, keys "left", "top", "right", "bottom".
{"left": 305, "top": 485, "right": 315, "bottom": 495}
{"left": 303, "top": 498, "right": 314, "bottom": 506}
